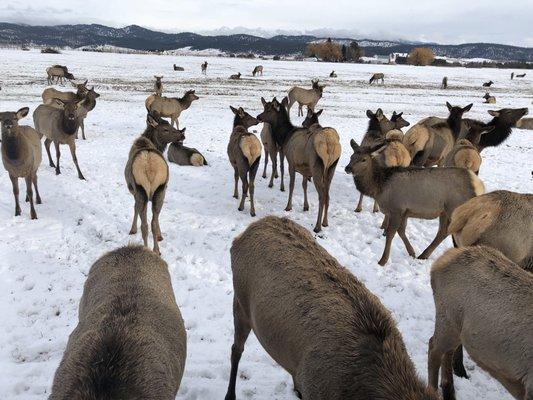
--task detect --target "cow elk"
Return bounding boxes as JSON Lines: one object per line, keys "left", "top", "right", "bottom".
{"left": 287, "top": 79, "right": 325, "bottom": 117}
{"left": 154, "top": 76, "right": 163, "bottom": 96}
{"left": 369, "top": 73, "right": 384, "bottom": 84}
{"left": 42, "top": 80, "right": 88, "bottom": 105}
{"left": 145, "top": 90, "right": 199, "bottom": 129}
{"left": 515, "top": 117, "right": 533, "bottom": 130}
{"left": 225, "top": 216, "right": 439, "bottom": 400}
{"left": 329, "top": 70, "right": 337, "bottom": 78}
{"left": 482, "top": 80, "right": 494, "bottom": 87}
{"left": 173, "top": 64, "right": 184, "bottom": 71}
{"left": 483, "top": 93, "right": 496, "bottom": 104}
{"left": 229, "top": 72, "right": 241, "bottom": 80}
{"left": 0, "top": 107, "right": 42, "bottom": 219}
{"left": 201, "top": 61, "right": 208, "bottom": 74}
{"left": 252, "top": 65, "right": 263, "bottom": 76}
{"left": 46, "top": 65, "right": 74, "bottom": 85}
{"left": 168, "top": 140, "right": 207, "bottom": 166}
{"left": 49, "top": 245, "right": 187, "bottom": 400}
{"left": 441, "top": 77, "right": 448, "bottom": 89}
{"left": 76, "top": 87, "right": 100, "bottom": 140}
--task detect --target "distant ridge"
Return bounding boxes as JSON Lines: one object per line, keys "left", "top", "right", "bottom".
{"left": 0, "top": 22, "right": 531, "bottom": 61}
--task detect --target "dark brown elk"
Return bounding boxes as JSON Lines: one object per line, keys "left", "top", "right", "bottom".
{"left": 201, "top": 61, "right": 208, "bottom": 74}
{"left": 482, "top": 80, "right": 493, "bottom": 87}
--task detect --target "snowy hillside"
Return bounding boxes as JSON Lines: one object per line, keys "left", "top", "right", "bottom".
{"left": 0, "top": 49, "right": 531, "bottom": 399}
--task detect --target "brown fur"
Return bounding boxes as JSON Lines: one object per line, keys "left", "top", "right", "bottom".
{"left": 145, "top": 90, "right": 199, "bottom": 128}
{"left": 49, "top": 245, "right": 186, "bottom": 400}
{"left": 515, "top": 118, "right": 533, "bottom": 130}
{"left": 287, "top": 79, "right": 324, "bottom": 117}
{"left": 428, "top": 246, "right": 533, "bottom": 400}
{"left": 260, "top": 122, "right": 281, "bottom": 188}
{"left": 190, "top": 153, "right": 204, "bottom": 166}
{"left": 225, "top": 216, "right": 438, "bottom": 400}
{"left": 239, "top": 135, "right": 262, "bottom": 165}
{"left": 449, "top": 191, "right": 533, "bottom": 269}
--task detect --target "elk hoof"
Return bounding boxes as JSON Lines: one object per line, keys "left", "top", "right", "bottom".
{"left": 238, "top": 206, "right": 244, "bottom": 211}
{"left": 250, "top": 211, "right": 256, "bottom": 217}
{"left": 15, "top": 209, "right": 21, "bottom": 217}
{"left": 55, "top": 169, "right": 61, "bottom": 175}
{"left": 313, "top": 226, "right": 321, "bottom": 233}
{"left": 285, "top": 206, "right": 292, "bottom": 212}
{"left": 31, "top": 213, "right": 37, "bottom": 220}
{"left": 157, "top": 235, "right": 163, "bottom": 242}
{"left": 303, "top": 206, "right": 309, "bottom": 212}
{"left": 355, "top": 207, "right": 362, "bottom": 213}
{"left": 377, "top": 258, "right": 387, "bottom": 266}
{"left": 417, "top": 254, "right": 429, "bottom": 260}
{"left": 268, "top": 183, "right": 273, "bottom": 188}
{"left": 129, "top": 229, "right": 137, "bottom": 235}
{"left": 78, "top": 174, "right": 86, "bottom": 180}
{"left": 262, "top": 173, "right": 267, "bottom": 179}
{"left": 322, "top": 221, "right": 328, "bottom": 227}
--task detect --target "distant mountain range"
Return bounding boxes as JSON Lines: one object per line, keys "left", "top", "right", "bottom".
{"left": 1, "top": 23, "right": 532, "bottom": 62}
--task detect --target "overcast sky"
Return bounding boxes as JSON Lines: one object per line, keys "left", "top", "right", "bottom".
{"left": 2, "top": 0, "right": 532, "bottom": 47}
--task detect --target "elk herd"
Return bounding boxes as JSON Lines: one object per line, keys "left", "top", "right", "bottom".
{"left": 0, "top": 60, "right": 531, "bottom": 400}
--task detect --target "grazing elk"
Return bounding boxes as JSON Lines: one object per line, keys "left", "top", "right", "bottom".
{"left": 225, "top": 216, "right": 439, "bottom": 400}
{"left": 252, "top": 65, "right": 263, "bottom": 76}
{"left": 516, "top": 73, "right": 526, "bottom": 78}
{"left": 345, "top": 142, "right": 484, "bottom": 265}
{"left": 145, "top": 89, "right": 199, "bottom": 129}
{"left": 201, "top": 61, "right": 208, "bottom": 74}
{"left": 46, "top": 65, "right": 74, "bottom": 85}
{"left": 441, "top": 76, "right": 448, "bottom": 89}
{"left": 369, "top": 72, "right": 384, "bottom": 84}
{"left": 428, "top": 246, "right": 532, "bottom": 400}
{"left": 173, "top": 64, "right": 184, "bottom": 71}
{"left": 515, "top": 117, "right": 533, "bottom": 130}
{"left": 229, "top": 72, "right": 241, "bottom": 80}
{"left": 403, "top": 102, "right": 473, "bottom": 167}
{"left": 42, "top": 80, "right": 88, "bottom": 105}
{"left": 287, "top": 79, "right": 325, "bottom": 117}
{"left": 329, "top": 70, "right": 337, "bottom": 78}
{"left": 483, "top": 92, "right": 496, "bottom": 104}
{"left": 258, "top": 98, "right": 341, "bottom": 233}
{"left": 228, "top": 106, "right": 262, "bottom": 217}
{"left": 153, "top": 76, "right": 163, "bottom": 96}
{"left": 0, "top": 107, "right": 42, "bottom": 219}
{"left": 33, "top": 99, "right": 86, "bottom": 180}
{"left": 49, "top": 245, "right": 187, "bottom": 400}
{"left": 482, "top": 80, "right": 493, "bottom": 87}
{"left": 125, "top": 114, "right": 185, "bottom": 254}
{"left": 168, "top": 140, "right": 207, "bottom": 166}
{"left": 76, "top": 87, "right": 100, "bottom": 140}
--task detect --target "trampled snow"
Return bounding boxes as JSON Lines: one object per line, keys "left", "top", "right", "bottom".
{"left": 0, "top": 48, "right": 531, "bottom": 399}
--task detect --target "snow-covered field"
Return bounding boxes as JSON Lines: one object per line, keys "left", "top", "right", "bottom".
{"left": 0, "top": 48, "right": 531, "bottom": 399}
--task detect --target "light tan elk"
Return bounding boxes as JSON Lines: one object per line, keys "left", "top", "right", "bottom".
{"left": 0, "top": 107, "right": 42, "bottom": 219}
{"left": 125, "top": 114, "right": 185, "bottom": 254}
{"left": 449, "top": 190, "right": 533, "bottom": 270}
{"left": 225, "top": 216, "right": 439, "bottom": 400}
{"left": 403, "top": 102, "right": 472, "bottom": 166}
{"left": 345, "top": 142, "right": 484, "bottom": 265}
{"left": 154, "top": 75, "right": 163, "bottom": 96}
{"left": 287, "top": 79, "right": 325, "bottom": 117}
{"left": 49, "top": 245, "right": 187, "bottom": 400}
{"left": 515, "top": 117, "right": 533, "bottom": 130}
{"left": 428, "top": 246, "right": 533, "bottom": 400}
{"left": 258, "top": 98, "right": 341, "bottom": 233}
{"left": 483, "top": 92, "right": 496, "bottom": 103}
{"left": 369, "top": 72, "right": 384, "bottom": 84}
{"left": 75, "top": 87, "right": 100, "bottom": 140}
{"left": 228, "top": 106, "right": 261, "bottom": 217}
{"left": 41, "top": 80, "right": 88, "bottom": 104}
{"left": 252, "top": 65, "right": 263, "bottom": 76}
{"left": 33, "top": 99, "right": 86, "bottom": 180}
{"left": 145, "top": 89, "right": 199, "bottom": 129}
{"left": 168, "top": 140, "right": 207, "bottom": 166}
{"left": 46, "top": 65, "right": 74, "bottom": 85}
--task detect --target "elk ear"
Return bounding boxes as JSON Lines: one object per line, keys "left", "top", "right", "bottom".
{"left": 392, "top": 111, "right": 397, "bottom": 116}
{"left": 238, "top": 107, "right": 245, "bottom": 117}
{"left": 366, "top": 110, "right": 374, "bottom": 119}
{"left": 147, "top": 114, "right": 159, "bottom": 127}
{"left": 446, "top": 102, "right": 453, "bottom": 111}
{"left": 281, "top": 97, "right": 289, "bottom": 108}
{"left": 316, "top": 109, "right": 323, "bottom": 117}
{"left": 375, "top": 108, "right": 384, "bottom": 120}
{"left": 398, "top": 112, "right": 403, "bottom": 117}
{"left": 261, "top": 97, "right": 267, "bottom": 107}
{"left": 180, "top": 127, "right": 186, "bottom": 133}
{"left": 463, "top": 103, "right": 473, "bottom": 112}
{"left": 350, "top": 138, "right": 359, "bottom": 151}
{"left": 230, "top": 106, "right": 238, "bottom": 115}
{"left": 488, "top": 110, "right": 500, "bottom": 117}
{"left": 83, "top": 80, "right": 88, "bottom": 85}
{"left": 15, "top": 107, "right": 29, "bottom": 120}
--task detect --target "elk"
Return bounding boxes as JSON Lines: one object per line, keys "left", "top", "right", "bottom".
{"left": 201, "top": 61, "right": 208, "bottom": 74}
{"left": 229, "top": 72, "right": 241, "bottom": 80}
{"left": 0, "top": 107, "right": 42, "bottom": 219}
{"left": 403, "top": 102, "right": 473, "bottom": 167}
{"left": 46, "top": 65, "right": 74, "bottom": 85}
{"left": 124, "top": 114, "right": 185, "bottom": 254}
{"left": 145, "top": 89, "right": 199, "bottom": 129}
{"left": 168, "top": 140, "right": 207, "bottom": 166}
{"left": 515, "top": 117, "right": 533, "bottom": 130}
{"left": 257, "top": 98, "right": 341, "bottom": 233}
{"left": 153, "top": 76, "right": 163, "bottom": 96}
{"left": 33, "top": 99, "right": 86, "bottom": 180}
{"left": 76, "top": 87, "right": 100, "bottom": 140}
{"left": 329, "top": 70, "right": 337, "bottom": 78}
{"left": 49, "top": 245, "right": 187, "bottom": 400}
{"left": 369, "top": 72, "right": 384, "bottom": 84}
{"left": 391, "top": 110, "right": 410, "bottom": 131}
{"left": 287, "top": 79, "right": 325, "bottom": 117}
{"left": 443, "top": 139, "right": 482, "bottom": 174}
{"left": 225, "top": 216, "right": 439, "bottom": 400}
{"left": 428, "top": 246, "right": 533, "bottom": 400}
{"left": 516, "top": 73, "right": 526, "bottom": 78}
{"left": 482, "top": 80, "right": 493, "bottom": 87}
{"left": 441, "top": 76, "right": 448, "bottom": 89}
{"left": 41, "top": 80, "right": 88, "bottom": 104}
{"left": 449, "top": 190, "right": 533, "bottom": 270}
{"left": 173, "top": 64, "right": 184, "bottom": 71}
{"left": 252, "top": 65, "right": 263, "bottom": 76}
{"left": 483, "top": 92, "right": 496, "bottom": 104}
{"left": 345, "top": 142, "right": 484, "bottom": 265}
{"left": 228, "top": 106, "right": 262, "bottom": 217}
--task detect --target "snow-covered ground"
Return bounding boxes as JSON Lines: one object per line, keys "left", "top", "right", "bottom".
{"left": 0, "top": 48, "right": 531, "bottom": 399}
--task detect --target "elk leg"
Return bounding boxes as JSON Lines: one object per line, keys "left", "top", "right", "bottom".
{"left": 322, "top": 161, "right": 337, "bottom": 227}
{"left": 378, "top": 212, "right": 401, "bottom": 266}
{"left": 25, "top": 176, "right": 37, "bottom": 219}
{"left": 238, "top": 170, "right": 248, "bottom": 212}
{"left": 129, "top": 204, "right": 138, "bottom": 235}
{"left": 284, "top": 165, "right": 296, "bottom": 212}
{"left": 233, "top": 167, "right": 239, "bottom": 199}
{"left": 380, "top": 214, "right": 389, "bottom": 231}
{"left": 441, "top": 351, "right": 456, "bottom": 400}
{"left": 268, "top": 148, "right": 277, "bottom": 188}
{"left": 224, "top": 298, "right": 252, "bottom": 400}
{"left": 262, "top": 145, "right": 269, "bottom": 179}
{"left": 452, "top": 345, "right": 469, "bottom": 379}
{"left": 248, "top": 159, "right": 259, "bottom": 217}
{"left": 397, "top": 214, "right": 415, "bottom": 257}
{"left": 355, "top": 193, "right": 364, "bottom": 212}
{"left": 151, "top": 186, "right": 166, "bottom": 254}
{"left": 419, "top": 214, "right": 449, "bottom": 259}
{"left": 54, "top": 141, "right": 61, "bottom": 175}
{"left": 68, "top": 141, "right": 86, "bottom": 180}
{"left": 33, "top": 173, "right": 42, "bottom": 204}
{"left": 44, "top": 138, "right": 55, "bottom": 168}
{"left": 80, "top": 119, "right": 86, "bottom": 140}
{"left": 10, "top": 175, "right": 21, "bottom": 216}
{"left": 273, "top": 148, "right": 279, "bottom": 178}
{"left": 313, "top": 179, "right": 325, "bottom": 233}
{"left": 302, "top": 176, "right": 309, "bottom": 211}
{"left": 372, "top": 200, "right": 380, "bottom": 213}
{"left": 279, "top": 149, "right": 285, "bottom": 192}
{"left": 137, "top": 196, "right": 149, "bottom": 248}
